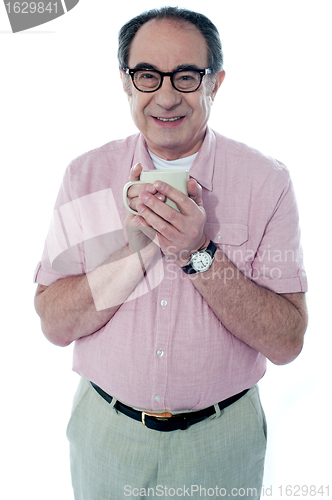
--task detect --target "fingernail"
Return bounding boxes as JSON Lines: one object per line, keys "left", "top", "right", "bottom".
{"left": 137, "top": 204, "right": 146, "bottom": 213}
{"left": 154, "top": 181, "right": 164, "bottom": 190}
{"left": 140, "top": 192, "right": 150, "bottom": 202}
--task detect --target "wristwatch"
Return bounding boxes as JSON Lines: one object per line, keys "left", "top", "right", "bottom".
{"left": 181, "top": 240, "right": 217, "bottom": 274}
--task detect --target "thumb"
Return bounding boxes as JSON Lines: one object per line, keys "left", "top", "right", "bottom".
{"left": 187, "top": 179, "right": 203, "bottom": 207}
{"left": 128, "top": 163, "right": 142, "bottom": 182}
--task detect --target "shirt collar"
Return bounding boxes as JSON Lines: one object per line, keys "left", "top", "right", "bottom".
{"left": 134, "top": 126, "right": 216, "bottom": 191}
{"left": 189, "top": 127, "right": 216, "bottom": 192}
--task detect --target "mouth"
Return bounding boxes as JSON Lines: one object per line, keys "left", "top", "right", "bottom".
{"left": 155, "top": 116, "right": 183, "bottom": 122}
{"left": 152, "top": 116, "right": 185, "bottom": 127}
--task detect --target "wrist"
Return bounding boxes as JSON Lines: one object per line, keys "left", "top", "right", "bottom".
{"left": 176, "top": 236, "right": 211, "bottom": 268}
{"left": 180, "top": 239, "right": 217, "bottom": 275}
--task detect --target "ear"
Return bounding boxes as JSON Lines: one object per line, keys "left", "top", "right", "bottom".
{"left": 120, "top": 69, "right": 132, "bottom": 98}
{"left": 211, "top": 70, "right": 226, "bottom": 102}
{"left": 120, "top": 69, "right": 126, "bottom": 89}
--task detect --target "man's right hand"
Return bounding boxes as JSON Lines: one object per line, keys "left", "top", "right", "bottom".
{"left": 125, "top": 163, "right": 166, "bottom": 219}
{"left": 125, "top": 163, "right": 162, "bottom": 255}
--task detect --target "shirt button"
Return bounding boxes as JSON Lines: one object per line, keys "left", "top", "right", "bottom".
{"left": 154, "top": 395, "right": 160, "bottom": 402}
{"left": 217, "top": 234, "right": 222, "bottom": 240}
{"left": 157, "top": 349, "right": 164, "bottom": 357}
{"left": 301, "top": 271, "right": 306, "bottom": 278}
{"left": 161, "top": 300, "right": 167, "bottom": 307}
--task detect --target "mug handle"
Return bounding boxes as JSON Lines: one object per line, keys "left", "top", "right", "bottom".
{"left": 123, "top": 181, "right": 143, "bottom": 215}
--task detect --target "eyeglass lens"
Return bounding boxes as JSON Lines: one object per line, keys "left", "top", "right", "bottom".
{"left": 133, "top": 70, "right": 202, "bottom": 92}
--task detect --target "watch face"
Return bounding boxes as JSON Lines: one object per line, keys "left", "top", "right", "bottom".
{"left": 191, "top": 251, "right": 212, "bottom": 272}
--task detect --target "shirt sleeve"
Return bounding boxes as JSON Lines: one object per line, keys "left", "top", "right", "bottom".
{"left": 33, "top": 157, "right": 127, "bottom": 287}
{"left": 33, "top": 162, "right": 86, "bottom": 286}
{"left": 250, "top": 169, "right": 308, "bottom": 294}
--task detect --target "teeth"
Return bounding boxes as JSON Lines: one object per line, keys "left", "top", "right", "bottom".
{"left": 156, "top": 117, "right": 182, "bottom": 122}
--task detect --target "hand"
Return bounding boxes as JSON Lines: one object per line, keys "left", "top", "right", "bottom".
{"left": 124, "top": 163, "right": 160, "bottom": 258}
{"left": 135, "top": 178, "right": 208, "bottom": 266}
{"left": 125, "top": 163, "right": 166, "bottom": 215}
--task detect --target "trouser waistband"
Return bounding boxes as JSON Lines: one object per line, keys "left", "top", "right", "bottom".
{"left": 90, "top": 382, "right": 249, "bottom": 432}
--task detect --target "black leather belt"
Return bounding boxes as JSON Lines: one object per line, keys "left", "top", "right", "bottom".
{"left": 90, "top": 382, "right": 249, "bottom": 432}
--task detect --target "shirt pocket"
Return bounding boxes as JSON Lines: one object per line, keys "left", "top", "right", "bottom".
{"left": 205, "top": 222, "right": 250, "bottom": 273}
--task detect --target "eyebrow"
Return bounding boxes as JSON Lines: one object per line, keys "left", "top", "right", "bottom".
{"left": 132, "top": 63, "right": 203, "bottom": 72}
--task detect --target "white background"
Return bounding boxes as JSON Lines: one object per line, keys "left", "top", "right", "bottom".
{"left": 1, "top": 1, "right": 331, "bottom": 498}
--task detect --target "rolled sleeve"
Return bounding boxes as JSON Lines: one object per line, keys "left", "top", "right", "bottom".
{"left": 250, "top": 173, "right": 308, "bottom": 294}
{"left": 33, "top": 261, "right": 70, "bottom": 286}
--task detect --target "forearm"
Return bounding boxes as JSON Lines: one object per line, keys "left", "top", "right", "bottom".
{"left": 35, "top": 241, "right": 156, "bottom": 346}
{"left": 188, "top": 248, "right": 308, "bottom": 365}
{"left": 35, "top": 273, "right": 115, "bottom": 347}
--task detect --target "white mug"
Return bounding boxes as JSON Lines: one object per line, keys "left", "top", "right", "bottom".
{"left": 123, "top": 169, "right": 189, "bottom": 215}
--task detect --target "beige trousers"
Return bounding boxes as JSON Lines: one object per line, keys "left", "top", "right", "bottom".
{"left": 67, "top": 378, "right": 267, "bottom": 499}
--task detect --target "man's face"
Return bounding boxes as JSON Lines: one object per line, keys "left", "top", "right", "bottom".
{"left": 122, "top": 19, "right": 225, "bottom": 160}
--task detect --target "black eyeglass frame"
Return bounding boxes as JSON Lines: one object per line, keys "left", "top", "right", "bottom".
{"left": 124, "top": 67, "right": 212, "bottom": 93}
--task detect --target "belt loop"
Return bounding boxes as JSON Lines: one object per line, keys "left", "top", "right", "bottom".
{"left": 109, "top": 396, "right": 118, "bottom": 411}
{"left": 212, "top": 403, "right": 222, "bottom": 419}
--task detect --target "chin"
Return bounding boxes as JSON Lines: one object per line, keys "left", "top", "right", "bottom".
{"left": 150, "top": 134, "right": 184, "bottom": 151}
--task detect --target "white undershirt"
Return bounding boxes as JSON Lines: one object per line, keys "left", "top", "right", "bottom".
{"left": 148, "top": 150, "right": 197, "bottom": 171}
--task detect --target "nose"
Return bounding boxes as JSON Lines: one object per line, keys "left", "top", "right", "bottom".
{"left": 153, "top": 76, "right": 182, "bottom": 109}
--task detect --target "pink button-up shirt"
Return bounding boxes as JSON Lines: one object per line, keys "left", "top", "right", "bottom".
{"left": 34, "top": 128, "right": 308, "bottom": 411}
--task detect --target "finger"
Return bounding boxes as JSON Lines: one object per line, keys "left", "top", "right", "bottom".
{"left": 125, "top": 212, "right": 154, "bottom": 238}
{"left": 128, "top": 164, "right": 159, "bottom": 194}
{"left": 136, "top": 205, "right": 179, "bottom": 252}
{"left": 187, "top": 179, "right": 203, "bottom": 207}
{"left": 153, "top": 181, "right": 194, "bottom": 215}
{"left": 137, "top": 194, "right": 182, "bottom": 236}
{"left": 127, "top": 165, "right": 158, "bottom": 204}
{"left": 138, "top": 190, "right": 178, "bottom": 219}
{"left": 128, "top": 163, "right": 142, "bottom": 182}
{"left": 128, "top": 183, "right": 158, "bottom": 203}
{"left": 127, "top": 187, "right": 160, "bottom": 216}
{"left": 155, "top": 193, "right": 166, "bottom": 201}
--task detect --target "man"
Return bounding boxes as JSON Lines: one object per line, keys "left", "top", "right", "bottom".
{"left": 34, "top": 6, "right": 308, "bottom": 499}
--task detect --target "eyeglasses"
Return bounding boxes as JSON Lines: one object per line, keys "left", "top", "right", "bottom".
{"left": 124, "top": 67, "right": 212, "bottom": 93}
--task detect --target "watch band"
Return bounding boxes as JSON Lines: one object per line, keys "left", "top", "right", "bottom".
{"left": 181, "top": 240, "right": 217, "bottom": 274}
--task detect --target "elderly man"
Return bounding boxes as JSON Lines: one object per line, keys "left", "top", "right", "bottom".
{"left": 34, "top": 6, "right": 308, "bottom": 500}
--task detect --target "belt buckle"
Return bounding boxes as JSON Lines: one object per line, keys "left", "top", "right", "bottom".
{"left": 141, "top": 411, "right": 173, "bottom": 427}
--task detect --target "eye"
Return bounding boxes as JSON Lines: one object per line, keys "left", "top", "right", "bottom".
{"left": 141, "top": 72, "right": 156, "bottom": 79}
{"left": 134, "top": 70, "right": 160, "bottom": 89}
{"left": 173, "top": 71, "right": 200, "bottom": 90}
{"left": 178, "top": 73, "right": 196, "bottom": 81}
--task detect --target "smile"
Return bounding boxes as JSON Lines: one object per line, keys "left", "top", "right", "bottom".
{"left": 155, "top": 116, "right": 183, "bottom": 122}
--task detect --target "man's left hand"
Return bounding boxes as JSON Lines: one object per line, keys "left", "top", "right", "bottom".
{"left": 134, "top": 178, "right": 209, "bottom": 266}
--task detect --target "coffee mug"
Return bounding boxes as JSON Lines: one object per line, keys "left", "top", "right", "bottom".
{"left": 123, "top": 169, "right": 189, "bottom": 215}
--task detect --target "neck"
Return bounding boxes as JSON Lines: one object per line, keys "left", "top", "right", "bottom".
{"left": 146, "top": 132, "right": 206, "bottom": 161}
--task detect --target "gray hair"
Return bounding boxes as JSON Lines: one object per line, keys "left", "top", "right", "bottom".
{"left": 118, "top": 6, "right": 223, "bottom": 74}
